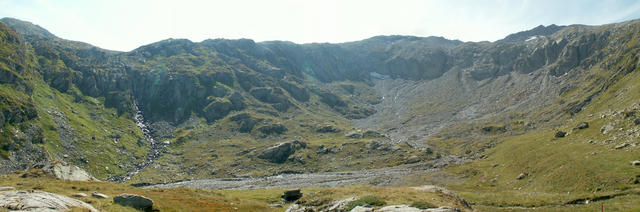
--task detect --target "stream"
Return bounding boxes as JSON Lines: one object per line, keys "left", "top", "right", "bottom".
{"left": 107, "top": 101, "right": 165, "bottom": 183}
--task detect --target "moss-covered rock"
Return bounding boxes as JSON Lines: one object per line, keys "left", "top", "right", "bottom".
{"left": 203, "top": 98, "right": 233, "bottom": 122}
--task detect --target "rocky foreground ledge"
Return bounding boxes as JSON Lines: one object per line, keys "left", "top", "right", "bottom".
{"left": 0, "top": 189, "right": 99, "bottom": 212}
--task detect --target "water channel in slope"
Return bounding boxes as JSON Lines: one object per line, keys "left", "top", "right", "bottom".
{"left": 108, "top": 101, "right": 165, "bottom": 183}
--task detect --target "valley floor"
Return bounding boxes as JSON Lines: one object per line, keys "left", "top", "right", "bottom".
{"left": 2, "top": 168, "right": 640, "bottom": 211}
{"left": 144, "top": 163, "right": 439, "bottom": 190}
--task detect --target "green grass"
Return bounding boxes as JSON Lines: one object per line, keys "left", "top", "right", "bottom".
{"left": 29, "top": 74, "right": 148, "bottom": 179}
{"left": 410, "top": 200, "right": 437, "bottom": 209}
{"left": 435, "top": 30, "right": 640, "bottom": 210}
{"left": 345, "top": 196, "right": 386, "bottom": 210}
{"left": 0, "top": 172, "right": 472, "bottom": 212}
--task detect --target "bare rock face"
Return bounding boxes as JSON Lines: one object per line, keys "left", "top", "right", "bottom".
{"left": 258, "top": 123, "right": 288, "bottom": 136}
{"left": 51, "top": 163, "right": 97, "bottom": 181}
{"left": 0, "top": 190, "right": 98, "bottom": 212}
{"left": 258, "top": 140, "right": 306, "bottom": 163}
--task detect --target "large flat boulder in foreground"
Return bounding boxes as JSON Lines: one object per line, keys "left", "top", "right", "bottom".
{"left": 0, "top": 190, "right": 98, "bottom": 212}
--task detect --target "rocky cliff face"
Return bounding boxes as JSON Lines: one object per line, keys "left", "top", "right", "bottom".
{"left": 0, "top": 17, "right": 638, "bottom": 181}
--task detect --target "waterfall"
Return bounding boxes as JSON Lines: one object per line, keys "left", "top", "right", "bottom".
{"left": 108, "top": 100, "right": 164, "bottom": 182}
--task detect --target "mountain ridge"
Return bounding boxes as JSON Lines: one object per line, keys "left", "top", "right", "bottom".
{"left": 0, "top": 17, "right": 638, "bottom": 186}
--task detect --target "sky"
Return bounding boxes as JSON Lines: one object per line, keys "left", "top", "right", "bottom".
{"left": 1, "top": 0, "right": 639, "bottom": 52}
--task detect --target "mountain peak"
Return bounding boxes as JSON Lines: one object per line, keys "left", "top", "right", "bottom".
{"left": 497, "top": 24, "right": 565, "bottom": 43}
{"left": 0, "top": 17, "right": 56, "bottom": 39}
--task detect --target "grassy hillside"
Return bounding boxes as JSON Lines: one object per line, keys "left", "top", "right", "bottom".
{"left": 2, "top": 16, "right": 640, "bottom": 212}
{"left": 426, "top": 22, "right": 640, "bottom": 210}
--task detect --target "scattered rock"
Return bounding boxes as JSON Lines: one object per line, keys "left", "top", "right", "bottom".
{"left": 316, "top": 145, "right": 332, "bottom": 154}
{"left": 346, "top": 129, "right": 385, "bottom": 139}
{"left": 623, "top": 111, "right": 636, "bottom": 118}
{"left": 346, "top": 131, "right": 363, "bottom": 139}
{"left": 71, "top": 193, "right": 87, "bottom": 198}
{"left": 269, "top": 203, "right": 283, "bottom": 208}
{"left": 20, "top": 168, "right": 50, "bottom": 178}
{"left": 229, "top": 113, "right": 258, "bottom": 133}
{"left": 577, "top": 122, "right": 589, "bottom": 129}
{"left": 279, "top": 80, "right": 310, "bottom": 102}
{"left": 386, "top": 145, "right": 400, "bottom": 152}
{"left": 316, "top": 124, "right": 339, "bottom": 133}
{"left": 0, "top": 190, "right": 98, "bottom": 212}
{"left": 601, "top": 123, "right": 614, "bottom": 134}
{"left": 378, "top": 205, "right": 422, "bottom": 211}
{"left": 555, "top": 131, "right": 566, "bottom": 138}
{"left": 405, "top": 156, "right": 421, "bottom": 164}
{"left": 258, "top": 140, "right": 307, "bottom": 163}
{"left": 285, "top": 204, "right": 307, "bottom": 212}
{"left": 114, "top": 193, "right": 154, "bottom": 211}
{"left": 0, "top": 187, "right": 15, "bottom": 191}
{"left": 234, "top": 147, "right": 256, "bottom": 156}
{"left": 632, "top": 160, "right": 640, "bottom": 166}
{"left": 250, "top": 87, "right": 293, "bottom": 111}
{"left": 281, "top": 189, "right": 303, "bottom": 202}
{"left": 425, "top": 206, "right": 462, "bottom": 212}
{"left": 423, "top": 147, "right": 433, "bottom": 154}
{"left": 289, "top": 155, "right": 305, "bottom": 164}
{"left": 91, "top": 192, "right": 108, "bottom": 199}
{"left": 481, "top": 125, "right": 507, "bottom": 133}
{"left": 258, "top": 123, "right": 288, "bottom": 135}
{"left": 614, "top": 143, "right": 629, "bottom": 149}
{"left": 326, "top": 197, "right": 356, "bottom": 211}
{"left": 351, "top": 206, "right": 375, "bottom": 212}
{"left": 516, "top": 173, "right": 528, "bottom": 180}
{"left": 411, "top": 185, "right": 471, "bottom": 210}
{"left": 366, "top": 141, "right": 382, "bottom": 150}
{"left": 363, "top": 130, "right": 385, "bottom": 138}
{"left": 203, "top": 98, "right": 233, "bottom": 122}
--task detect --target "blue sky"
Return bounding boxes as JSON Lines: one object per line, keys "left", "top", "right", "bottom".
{"left": 1, "top": 0, "right": 639, "bottom": 51}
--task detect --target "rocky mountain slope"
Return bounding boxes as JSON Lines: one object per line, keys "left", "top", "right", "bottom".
{"left": 0, "top": 16, "right": 639, "bottom": 198}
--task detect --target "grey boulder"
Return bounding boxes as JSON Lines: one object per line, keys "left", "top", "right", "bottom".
{"left": 51, "top": 162, "right": 97, "bottom": 181}
{"left": 258, "top": 140, "right": 306, "bottom": 163}
{"left": 114, "top": 193, "right": 154, "bottom": 211}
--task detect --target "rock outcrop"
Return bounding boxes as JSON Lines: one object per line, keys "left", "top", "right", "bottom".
{"left": 1, "top": 16, "right": 640, "bottom": 185}
{"left": 258, "top": 123, "right": 288, "bottom": 136}
{"left": 0, "top": 190, "right": 98, "bottom": 212}
{"left": 258, "top": 140, "right": 306, "bottom": 163}
{"left": 51, "top": 162, "right": 97, "bottom": 181}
